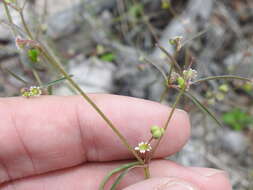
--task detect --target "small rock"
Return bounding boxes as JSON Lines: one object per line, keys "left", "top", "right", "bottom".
{"left": 220, "top": 130, "right": 249, "bottom": 155}
{"left": 55, "top": 57, "right": 116, "bottom": 95}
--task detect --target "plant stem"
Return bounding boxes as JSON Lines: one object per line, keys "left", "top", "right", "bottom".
{"left": 39, "top": 46, "right": 144, "bottom": 164}
{"left": 144, "top": 166, "right": 150, "bottom": 179}
{"left": 156, "top": 44, "right": 182, "bottom": 74}
{"left": 32, "top": 69, "right": 42, "bottom": 85}
{"left": 159, "top": 87, "right": 169, "bottom": 103}
{"left": 143, "top": 58, "right": 168, "bottom": 83}
{"left": 20, "top": 10, "right": 34, "bottom": 39}
{"left": 4, "top": 1, "right": 43, "bottom": 88}
{"left": 150, "top": 87, "right": 185, "bottom": 159}
{"left": 19, "top": 10, "right": 43, "bottom": 86}
{"left": 3, "top": 1, "right": 17, "bottom": 36}
{"left": 192, "top": 75, "right": 252, "bottom": 84}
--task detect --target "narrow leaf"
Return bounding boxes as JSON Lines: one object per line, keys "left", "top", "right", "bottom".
{"left": 185, "top": 91, "right": 223, "bottom": 127}
{"left": 99, "top": 162, "right": 140, "bottom": 190}
{"left": 143, "top": 58, "right": 168, "bottom": 83}
{"left": 192, "top": 75, "right": 252, "bottom": 84}
{"left": 5, "top": 69, "right": 28, "bottom": 84}
{"left": 41, "top": 75, "right": 74, "bottom": 88}
{"left": 156, "top": 44, "right": 182, "bottom": 74}
{"left": 110, "top": 165, "right": 141, "bottom": 190}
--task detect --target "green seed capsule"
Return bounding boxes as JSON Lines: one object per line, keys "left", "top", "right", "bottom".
{"left": 219, "top": 84, "right": 229, "bottom": 93}
{"left": 150, "top": 125, "right": 165, "bottom": 139}
{"left": 151, "top": 125, "right": 160, "bottom": 133}
{"left": 177, "top": 77, "right": 185, "bottom": 88}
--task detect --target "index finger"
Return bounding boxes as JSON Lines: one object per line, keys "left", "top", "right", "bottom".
{"left": 0, "top": 94, "right": 190, "bottom": 183}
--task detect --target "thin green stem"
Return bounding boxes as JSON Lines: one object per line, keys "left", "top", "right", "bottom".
{"left": 20, "top": 10, "right": 34, "bottom": 39}
{"left": 41, "top": 75, "right": 73, "bottom": 88}
{"left": 192, "top": 75, "right": 252, "bottom": 84}
{"left": 99, "top": 161, "right": 140, "bottom": 190}
{"left": 4, "top": 68, "right": 29, "bottom": 84}
{"left": 144, "top": 166, "right": 150, "bottom": 179}
{"left": 17, "top": 5, "right": 43, "bottom": 87}
{"left": 143, "top": 58, "right": 168, "bottom": 83}
{"left": 156, "top": 44, "right": 182, "bottom": 74}
{"left": 159, "top": 87, "right": 169, "bottom": 103}
{"left": 150, "top": 87, "right": 185, "bottom": 160}
{"left": 3, "top": 1, "right": 17, "bottom": 36}
{"left": 39, "top": 46, "right": 144, "bottom": 164}
{"left": 3, "top": 1, "right": 42, "bottom": 87}
{"left": 32, "top": 69, "right": 42, "bottom": 85}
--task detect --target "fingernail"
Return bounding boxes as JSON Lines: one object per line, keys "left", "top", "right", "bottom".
{"left": 203, "top": 169, "right": 226, "bottom": 177}
{"left": 189, "top": 167, "right": 226, "bottom": 177}
{"left": 161, "top": 181, "right": 197, "bottom": 190}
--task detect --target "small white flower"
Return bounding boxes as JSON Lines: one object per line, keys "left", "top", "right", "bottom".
{"left": 29, "top": 86, "right": 42, "bottom": 96}
{"left": 170, "top": 72, "right": 180, "bottom": 82}
{"left": 135, "top": 142, "right": 152, "bottom": 154}
{"left": 183, "top": 68, "right": 198, "bottom": 81}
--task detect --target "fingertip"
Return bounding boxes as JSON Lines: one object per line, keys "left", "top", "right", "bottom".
{"left": 123, "top": 177, "right": 199, "bottom": 190}
{"left": 187, "top": 167, "right": 232, "bottom": 190}
{"left": 154, "top": 108, "right": 191, "bottom": 157}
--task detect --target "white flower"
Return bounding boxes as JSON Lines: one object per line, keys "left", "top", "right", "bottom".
{"left": 183, "top": 68, "right": 198, "bottom": 81}
{"left": 135, "top": 142, "right": 152, "bottom": 154}
{"left": 29, "top": 86, "right": 42, "bottom": 96}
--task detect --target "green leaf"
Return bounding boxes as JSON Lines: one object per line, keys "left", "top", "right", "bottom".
{"left": 185, "top": 91, "right": 223, "bottom": 127}
{"left": 99, "top": 53, "right": 117, "bottom": 62}
{"left": 110, "top": 165, "right": 140, "bottom": 190}
{"left": 99, "top": 162, "right": 140, "bottom": 190}
{"left": 222, "top": 108, "right": 253, "bottom": 131}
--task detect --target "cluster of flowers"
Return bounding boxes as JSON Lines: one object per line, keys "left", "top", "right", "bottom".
{"left": 170, "top": 68, "right": 198, "bottom": 90}
{"left": 21, "top": 86, "right": 42, "bottom": 97}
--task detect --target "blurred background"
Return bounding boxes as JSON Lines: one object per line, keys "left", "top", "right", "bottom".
{"left": 0, "top": 0, "right": 253, "bottom": 189}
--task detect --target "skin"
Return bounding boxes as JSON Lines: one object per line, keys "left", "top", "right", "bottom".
{"left": 0, "top": 94, "right": 232, "bottom": 190}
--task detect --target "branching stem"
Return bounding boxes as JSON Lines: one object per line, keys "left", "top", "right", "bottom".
{"left": 39, "top": 46, "right": 144, "bottom": 164}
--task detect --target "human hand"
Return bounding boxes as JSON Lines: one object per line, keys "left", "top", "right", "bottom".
{"left": 0, "top": 95, "right": 231, "bottom": 189}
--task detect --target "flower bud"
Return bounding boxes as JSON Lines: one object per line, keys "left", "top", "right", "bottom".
{"left": 28, "top": 48, "right": 40, "bottom": 63}
{"left": 219, "top": 84, "right": 229, "bottom": 93}
{"left": 151, "top": 125, "right": 160, "bottom": 133}
{"left": 177, "top": 77, "right": 185, "bottom": 89}
{"left": 151, "top": 125, "right": 165, "bottom": 139}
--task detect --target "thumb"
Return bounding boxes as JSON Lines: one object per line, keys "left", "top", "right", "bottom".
{"left": 123, "top": 177, "right": 198, "bottom": 190}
